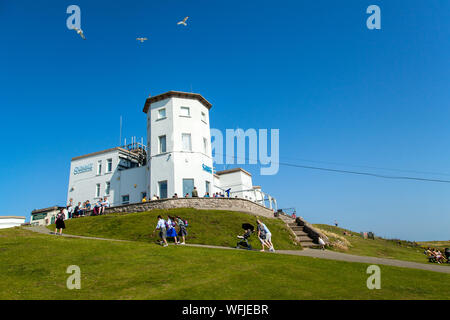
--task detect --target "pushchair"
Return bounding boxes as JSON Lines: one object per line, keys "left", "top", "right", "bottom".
{"left": 445, "top": 248, "right": 450, "bottom": 263}
{"left": 236, "top": 223, "right": 254, "bottom": 250}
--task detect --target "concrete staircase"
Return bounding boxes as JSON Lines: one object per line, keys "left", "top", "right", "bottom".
{"left": 278, "top": 214, "right": 318, "bottom": 248}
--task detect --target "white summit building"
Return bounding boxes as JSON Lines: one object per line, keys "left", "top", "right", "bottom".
{"left": 66, "top": 91, "right": 277, "bottom": 210}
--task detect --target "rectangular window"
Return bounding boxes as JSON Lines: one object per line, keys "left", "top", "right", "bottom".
{"left": 106, "top": 159, "right": 112, "bottom": 173}
{"left": 201, "top": 111, "right": 206, "bottom": 122}
{"left": 96, "top": 183, "right": 101, "bottom": 197}
{"left": 158, "top": 181, "right": 168, "bottom": 199}
{"left": 205, "top": 181, "right": 210, "bottom": 195}
{"left": 158, "top": 108, "right": 166, "bottom": 119}
{"left": 105, "top": 182, "right": 110, "bottom": 195}
{"left": 180, "top": 106, "right": 190, "bottom": 117}
{"left": 203, "top": 137, "right": 208, "bottom": 154}
{"left": 97, "top": 160, "right": 102, "bottom": 175}
{"left": 182, "top": 133, "right": 192, "bottom": 151}
{"left": 121, "top": 195, "right": 130, "bottom": 205}
{"left": 159, "top": 135, "right": 167, "bottom": 153}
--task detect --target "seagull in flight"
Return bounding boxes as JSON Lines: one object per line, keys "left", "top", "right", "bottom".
{"left": 136, "top": 37, "right": 148, "bottom": 43}
{"left": 73, "top": 27, "right": 86, "bottom": 40}
{"left": 177, "top": 16, "right": 189, "bottom": 26}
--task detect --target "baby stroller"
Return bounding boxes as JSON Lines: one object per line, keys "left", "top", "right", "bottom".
{"left": 445, "top": 248, "right": 450, "bottom": 263}
{"left": 236, "top": 223, "right": 254, "bottom": 250}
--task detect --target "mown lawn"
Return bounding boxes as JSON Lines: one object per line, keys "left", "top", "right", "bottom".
{"left": 0, "top": 228, "right": 449, "bottom": 300}
{"left": 314, "top": 224, "right": 449, "bottom": 266}
{"left": 47, "top": 208, "right": 300, "bottom": 250}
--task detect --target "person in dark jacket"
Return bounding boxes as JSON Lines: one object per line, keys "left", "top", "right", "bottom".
{"left": 55, "top": 209, "right": 66, "bottom": 235}
{"left": 191, "top": 187, "right": 198, "bottom": 197}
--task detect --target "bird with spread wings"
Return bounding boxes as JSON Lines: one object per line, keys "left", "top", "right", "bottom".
{"left": 136, "top": 37, "right": 148, "bottom": 43}
{"left": 177, "top": 16, "right": 189, "bottom": 26}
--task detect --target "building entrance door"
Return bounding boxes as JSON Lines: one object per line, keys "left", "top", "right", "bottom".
{"left": 159, "top": 181, "right": 168, "bottom": 199}
{"left": 183, "top": 179, "right": 194, "bottom": 197}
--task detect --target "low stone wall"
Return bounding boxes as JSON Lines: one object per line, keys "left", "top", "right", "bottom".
{"left": 295, "top": 217, "right": 329, "bottom": 244}
{"left": 102, "top": 197, "right": 276, "bottom": 219}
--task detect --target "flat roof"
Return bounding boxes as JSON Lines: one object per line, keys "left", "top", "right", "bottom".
{"left": 0, "top": 216, "right": 26, "bottom": 220}
{"left": 143, "top": 91, "right": 212, "bottom": 113}
{"left": 71, "top": 147, "right": 138, "bottom": 162}
{"left": 31, "top": 206, "right": 64, "bottom": 214}
{"left": 215, "top": 168, "right": 252, "bottom": 177}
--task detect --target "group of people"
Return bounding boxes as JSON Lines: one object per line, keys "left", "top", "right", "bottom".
{"left": 141, "top": 187, "right": 235, "bottom": 202}
{"left": 66, "top": 197, "right": 110, "bottom": 218}
{"left": 53, "top": 197, "right": 111, "bottom": 235}
{"left": 424, "top": 247, "right": 450, "bottom": 264}
{"left": 153, "top": 215, "right": 189, "bottom": 247}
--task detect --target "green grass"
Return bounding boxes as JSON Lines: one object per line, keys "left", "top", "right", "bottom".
{"left": 1, "top": 227, "right": 449, "bottom": 300}
{"left": 47, "top": 208, "right": 300, "bottom": 250}
{"left": 314, "top": 224, "right": 449, "bottom": 265}
{"left": 418, "top": 241, "right": 450, "bottom": 250}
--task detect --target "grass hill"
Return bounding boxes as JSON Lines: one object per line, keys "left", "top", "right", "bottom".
{"left": 1, "top": 227, "right": 449, "bottom": 300}
{"left": 314, "top": 224, "right": 449, "bottom": 265}
{"left": 47, "top": 208, "right": 300, "bottom": 250}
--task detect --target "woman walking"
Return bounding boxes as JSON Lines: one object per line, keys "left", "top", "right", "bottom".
{"left": 176, "top": 216, "right": 188, "bottom": 245}
{"left": 166, "top": 216, "right": 179, "bottom": 244}
{"left": 54, "top": 209, "right": 66, "bottom": 235}
{"left": 256, "top": 219, "right": 275, "bottom": 252}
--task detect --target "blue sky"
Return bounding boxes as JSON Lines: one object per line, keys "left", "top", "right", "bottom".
{"left": 1, "top": 0, "right": 449, "bottom": 241}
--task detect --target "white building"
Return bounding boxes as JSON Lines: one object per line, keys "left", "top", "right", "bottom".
{"left": 30, "top": 206, "right": 63, "bottom": 226}
{"left": 66, "top": 91, "right": 277, "bottom": 210}
{"left": 0, "top": 216, "right": 26, "bottom": 229}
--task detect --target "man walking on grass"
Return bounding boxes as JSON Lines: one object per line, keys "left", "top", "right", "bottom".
{"left": 153, "top": 215, "right": 168, "bottom": 247}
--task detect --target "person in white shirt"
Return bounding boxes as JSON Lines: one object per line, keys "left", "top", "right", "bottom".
{"left": 257, "top": 219, "right": 275, "bottom": 252}
{"left": 99, "top": 197, "right": 110, "bottom": 215}
{"left": 67, "top": 198, "right": 74, "bottom": 219}
{"left": 153, "top": 215, "right": 168, "bottom": 247}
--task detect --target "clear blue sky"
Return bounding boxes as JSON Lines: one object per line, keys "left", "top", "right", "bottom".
{"left": 1, "top": 0, "right": 449, "bottom": 241}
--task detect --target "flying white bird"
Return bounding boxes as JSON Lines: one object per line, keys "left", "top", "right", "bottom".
{"left": 73, "top": 27, "right": 86, "bottom": 40}
{"left": 177, "top": 16, "right": 189, "bottom": 26}
{"left": 136, "top": 37, "right": 148, "bottom": 43}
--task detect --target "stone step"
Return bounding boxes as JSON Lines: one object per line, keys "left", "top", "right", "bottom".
{"left": 298, "top": 236, "right": 313, "bottom": 242}
{"left": 294, "top": 230, "right": 308, "bottom": 236}
{"left": 290, "top": 226, "right": 304, "bottom": 232}
{"left": 288, "top": 223, "right": 298, "bottom": 227}
{"left": 300, "top": 242, "right": 319, "bottom": 248}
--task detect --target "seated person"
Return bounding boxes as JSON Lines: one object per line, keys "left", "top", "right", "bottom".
{"left": 99, "top": 197, "right": 110, "bottom": 214}
{"left": 85, "top": 200, "right": 91, "bottom": 213}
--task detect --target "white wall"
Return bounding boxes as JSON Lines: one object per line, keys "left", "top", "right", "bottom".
{"left": 67, "top": 149, "right": 147, "bottom": 206}
{"left": 147, "top": 96, "right": 213, "bottom": 198}
{"left": 0, "top": 218, "right": 25, "bottom": 229}
{"left": 67, "top": 149, "right": 120, "bottom": 206}
{"left": 117, "top": 166, "right": 148, "bottom": 205}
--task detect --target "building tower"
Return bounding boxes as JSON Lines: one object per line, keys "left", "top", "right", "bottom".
{"left": 143, "top": 91, "right": 214, "bottom": 198}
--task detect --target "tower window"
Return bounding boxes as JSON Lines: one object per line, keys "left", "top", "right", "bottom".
{"left": 159, "top": 135, "right": 167, "bottom": 153}
{"left": 182, "top": 133, "right": 192, "bottom": 151}
{"left": 180, "top": 106, "right": 190, "bottom": 117}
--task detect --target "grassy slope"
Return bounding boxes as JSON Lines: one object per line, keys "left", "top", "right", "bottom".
{"left": 314, "top": 224, "right": 449, "bottom": 265}
{"left": 47, "top": 208, "right": 300, "bottom": 250}
{"left": 1, "top": 228, "right": 449, "bottom": 300}
{"left": 418, "top": 241, "right": 450, "bottom": 250}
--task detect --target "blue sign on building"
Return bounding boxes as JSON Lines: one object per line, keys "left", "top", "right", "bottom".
{"left": 202, "top": 164, "right": 212, "bottom": 173}
{"left": 73, "top": 163, "right": 93, "bottom": 175}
